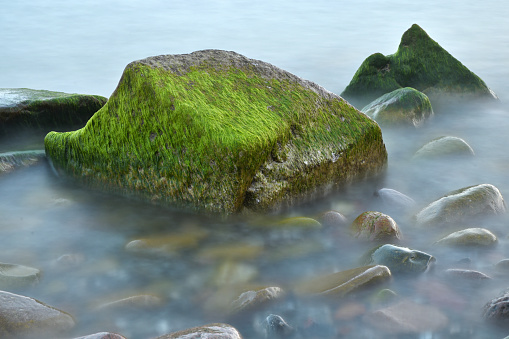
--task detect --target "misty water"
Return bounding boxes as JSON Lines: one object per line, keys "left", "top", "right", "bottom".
{"left": 2, "top": 1, "right": 509, "bottom": 338}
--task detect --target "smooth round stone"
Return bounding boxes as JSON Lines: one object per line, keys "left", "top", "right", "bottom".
{"left": 73, "top": 333, "right": 127, "bottom": 339}
{"left": 413, "top": 136, "right": 475, "bottom": 159}
{"left": 415, "top": 184, "right": 506, "bottom": 227}
{"left": 435, "top": 228, "right": 497, "bottom": 247}
{"left": 0, "top": 291, "right": 75, "bottom": 337}
{"left": 263, "top": 314, "right": 294, "bottom": 338}
{"left": 364, "top": 299, "right": 448, "bottom": 334}
{"left": 274, "top": 217, "right": 322, "bottom": 229}
{"left": 318, "top": 210, "right": 348, "bottom": 228}
{"left": 364, "top": 244, "right": 435, "bottom": 274}
{"left": 444, "top": 269, "right": 491, "bottom": 280}
{"left": 350, "top": 211, "right": 401, "bottom": 242}
{"left": 96, "top": 295, "right": 164, "bottom": 312}
{"left": 154, "top": 323, "right": 242, "bottom": 339}
{"left": 495, "top": 259, "right": 509, "bottom": 273}
{"left": 374, "top": 188, "right": 416, "bottom": 212}
{"left": 0, "top": 262, "right": 41, "bottom": 289}
{"left": 294, "top": 265, "right": 391, "bottom": 298}
{"left": 230, "top": 287, "right": 285, "bottom": 314}
{"left": 125, "top": 229, "right": 208, "bottom": 257}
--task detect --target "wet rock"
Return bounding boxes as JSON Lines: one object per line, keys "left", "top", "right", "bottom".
{"left": 294, "top": 265, "right": 391, "bottom": 298}
{"left": 374, "top": 188, "right": 416, "bottom": 213}
{"left": 444, "top": 269, "right": 491, "bottom": 281}
{"left": 364, "top": 244, "right": 435, "bottom": 274}
{"left": 230, "top": 287, "right": 285, "bottom": 315}
{"left": 495, "top": 259, "right": 509, "bottom": 274}
{"left": 53, "top": 253, "right": 85, "bottom": 269}
{"left": 212, "top": 261, "right": 258, "bottom": 286}
{"left": 318, "top": 210, "right": 348, "bottom": 229}
{"left": 483, "top": 290, "right": 509, "bottom": 325}
{"left": 361, "top": 87, "right": 433, "bottom": 127}
{"left": 435, "top": 228, "right": 497, "bottom": 247}
{"left": 0, "top": 150, "right": 45, "bottom": 175}
{"left": 0, "top": 290, "right": 75, "bottom": 337}
{"left": 125, "top": 229, "right": 208, "bottom": 257}
{"left": 96, "top": 295, "right": 164, "bottom": 313}
{"left": 0, "top": 88, "right": 107, "bottom": 136}
{"left": 45, "top": 50, "right": 387, "bottom": 215}
{"left": 370, "top": 288, "right": 398, "bottom": 305}
{"left": 341, "top": 24, "right": 497, "bottom": 108}
{"left": 413, "top": 136, "right": 475, "bottom": 159}
{"left": 415, "top": 184, "right": 506, "bottom": 227}
{"left": 73, "top": 333, "right": 127, "bottom": 339}
{"left": 262, "top": 314, "right": 295, "bottom": 338}
{"left": 350, "top": 211, "right": 401, "bottom": 242}
{"left": 154, "top": 323, "right": 242, "bottom": 339}
{"left": 364, "top": 299, "right": 448, "bottom": 334}
{"left": 0, "top": 262, "right": 41, "bottom": 290}
{"left": 273, "top": 217, "right": 322, "bottom": 229}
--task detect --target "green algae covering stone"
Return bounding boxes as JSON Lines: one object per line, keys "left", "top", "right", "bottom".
{"left": 45, "top": 50, "right": 387, "bottom": 215}
{"left": 341, "top": 24, "right": 498, "bottom": 108}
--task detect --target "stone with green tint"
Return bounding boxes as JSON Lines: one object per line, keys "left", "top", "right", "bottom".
{"left": 44, "top": 50, "right": 387, "bottom": 215}
{"left": 415, "top": 184, "right": 506, "bottom": 227}
{"left": 0, "top": 88, "right": 107, "bottom": 135}
{"left": 361, "top": 87, "right": 433, "bottom": 127}
{"left": 413, "top": 136, "right": 475, "bottom": 159}
{"left": 341, "top": 24, "right": 498, "bottom": 108}
{"left": 435, "top": 228, "right": 497, "bottom": 247}
{"left": 0, "top": 262, "right": 41, "bottom": 289}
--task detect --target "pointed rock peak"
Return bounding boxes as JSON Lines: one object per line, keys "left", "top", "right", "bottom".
{"left": 399, "top": 24, "right": 434, "bottom": 48}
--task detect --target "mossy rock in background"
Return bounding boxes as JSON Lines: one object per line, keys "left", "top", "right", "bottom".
{"left": 45, "top": 50, "right": 387, "bottom": 215}
{"left": 0, "top": 88, "right": 107, "bottom": 135}
{"left": 341, "top": 24, "right": 498, "bottom": 108}
{"left": 361, "top": 87, "right": 433, "bottom": 127}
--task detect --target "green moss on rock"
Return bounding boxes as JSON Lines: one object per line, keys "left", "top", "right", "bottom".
{"left": 45, "top": 50, "right": 387, "bottom": 215}
{"left": 341, "top": 24, "right": 498, "bottom": 108}
{"left": 0, "top": 88, "right": 107, "bottom": 135}
{"left": 361, "top": 87, "right": 433, "bottom": 127}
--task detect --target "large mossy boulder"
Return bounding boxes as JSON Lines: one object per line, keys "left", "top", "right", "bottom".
{"left": 44, "top": 50, "right": 387, "bottom": 215}
{"left": 0, "top": 88, "right": 107, "bottom": 135}
{"left": 361, "top": 87, "right": 433, "bottom": 127}
{"left": 341, "top": 24, "right": 498, "bottom": 108}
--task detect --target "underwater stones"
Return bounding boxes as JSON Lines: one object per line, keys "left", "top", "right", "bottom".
{"left": 0, "top": 150, "right": 45, "bottom": 175}
{"left": 374, "top": 188, "right": 416, "bottom": 213}
{"left": 444, "top": 268, "right": 491, "bottom": 281}
{"left": 262, "top": 314, "right": 295, "bottom": 338}
{"left": 0, "top": 262, "right": 41, "bottom": 290}
{"left": 73, "top": 332, "right": 127, "bottom": 339}
{"left": 318, "top": 210, "right": 348, "bottom": 228}
{"left": 44, "top": 49, "right": 387, "bottom": 215}
{"left": 0, "top": 291, "right": 75, "bottom": 337}
{"left": 435, "top": 228, "right": 497, "bottom": 247}
{"left": 361, "top": 87, "right": 433, "bottom": 127}
{"left": 350, "top": 211, "right": 401, "bottom": 242}
{"left": 155, "top": 323, "right": 242, "bottom": 339}
{"left": 415, "top": 184, "right": 506, "bottom": 227}
{"left": 413, "top": 136, "right": 475, "bottom": 159}
{"left": 230, "top": 287, "right": 285, "bottom": 315}
{"left": 341, "top": 24, "right": 498, "bottom": 108}
{"left": 273, "top": 217, "right": 322, "bottom": 229}
{"left": 294, "top": 265, "right": 391, "bottom": 298}
{"left": 0, "top": 88, "right": 106, "bottom": 135}
{"left": 125, "top": 229, "right": 208, "bottom": 257}
{"left": 365, "top": 244, "right": 435, "bottom": 274}
{"left": 364, "top": 299, "right": 448, "bottom": 334}
{"left": 96, "top": 295, "right": 164, "bottom": 313}
{"left": 483, "top": 290, "right": 509, "bottom": 325}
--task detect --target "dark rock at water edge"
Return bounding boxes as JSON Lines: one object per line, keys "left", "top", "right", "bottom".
{"left": 361, "top": 87, "right": 433, "bottom": 127}
{"left": 483, "top": 290, "right": 509, "bottom": 325}
{"left": 341, "top": 24, "right": 498, "bottom": 108}
{"left": 45, "top": 49, "right": 387, "bottom": 215}
{"left": 0, "top": 88, "right": 107, "bottom": 136}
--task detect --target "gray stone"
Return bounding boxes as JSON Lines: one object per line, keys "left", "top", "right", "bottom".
{"left": 0, "top": 290, "right": 75, "bottom": 338}
{"left": 154, "top": 323, "right": 242, "bottom": 339}
{"left": 73, "top": 333, "right": 127, "bottom": 339}
{"left": 364, "top": 244, "right": 435, "bottom": 274}
{"left": 318, "top": 210, "right": 348, "bottom": 228}
{"left": 0, "top": 150, "right": 45, "bottom": 175}
{"left": 374, "top": 188, "right": 416, "bottom": 212}
{"left": 230, "top": 287, "right": 285, "bottom": 315}
{"left": 361, "top": 87, "right": 433, "bottom": 127}
{"left": 483, "top": 290, "right": 509, "bottom": 324}
{"left": 415, "top": 184, "right": 506, "bottom": 227}
{"left": 435, "top": 228, "right": 497, "bottom": 247}
{"left": 413, "top": 136, "right": 475, "bottom": 160}
{"left": 0, "top": 262, "right": 41, "bottom": 289}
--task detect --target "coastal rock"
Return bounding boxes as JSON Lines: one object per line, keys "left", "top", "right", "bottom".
{"left": 154, "top": 323, "right": 242, "bottom": 339}
{"left": 350, "top": 211, "right": 401, "bottom": 242}
{"left": 415, "top": 184, "right": 506, "bottom": 227}
{"left": 444, "top": 269, "right": 491, "bottom": 281}
{"left": 95, "top": 295, "right": 164, "bottom": 313}
{"left": 435, "top": 228, "right": 497, "bottom": 247}
{"left": 0, "top": 150, "right": 45, "bottom": 175}
{"left": 361, "top": 87, "right": 433, "bottom": 127}
{"left": 341, "top": 24, "right": 497, "bottom": 108}
{"left": 294, "top": 265, "right": 391, "bottom": 298}
{"left": 318, "top": 210, "right": 348, "bottom": 228}
{"left": 374, "top": 188, "right": 416, "bottom": 213}
{"left": 0, "top": 88, "right": 107, "bottom": 135}
{"left": 73, "top": 333, "right": 127, "bottom": 339}
{"left": 262, "top": 314, "right": 294, "bottom": 338}
{"left": 0, "top": 290, "right": 75, "bottom": 337}
{"left": 0, "top": 262, "right": 41, "bottom": 290}
{"left": 413, "top": 136, "right": 475, "bottom": 159}
{"left": 364, "top": 244, "right": 435, "bottom": 274}
{"left": 44, "top": 49, "right": 387, "bottom": 215}
{"left": 364, "top": 299, "right": 448, "bottom": 334}
{"left": 483, "top": 290, "right": 509, "bottom": 325}
{"left": 230, "top": 287, "right": 285, "bottom": 315}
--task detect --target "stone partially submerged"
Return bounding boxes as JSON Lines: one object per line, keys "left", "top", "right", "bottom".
{"left": 341, "top": 24, "right": 498, "bottom": 108}
{"left": 44, "top": 50, "right": 387, "bottom": 215}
